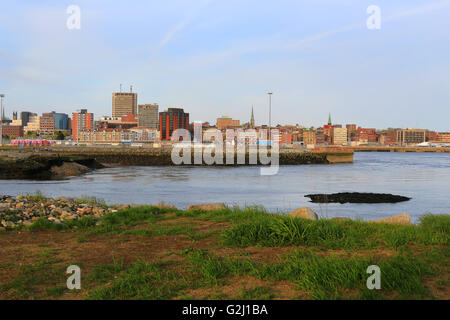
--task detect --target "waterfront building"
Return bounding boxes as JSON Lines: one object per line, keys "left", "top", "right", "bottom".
{"left": 217, "top": 116, "right": 240, "bottom": 130}
{"left": 72, "top": 109, "right": 94, "bottom": 142}
{"left": 1, "top": 125, "right": 24, "bottom": 137}
{"left": 159, "top": 108, "right": 189, "bottom": 141}
{"left": 332, "top": 127, "right": 348, "bottom": 145}
{"left": 39, "top": 112, "right": 69, "bottom": 136}
{"left": 303, "top": 128, "right": 316, "bottom": 145}
{"left": 315, "top": 127, "right": 325, "bottom": 145}
{"left": 112, "top": 90, "right": 137, "bottom": 117}
{"left": 138, "top": 104, "right": 159, "bottom": 129}
{"left": 437, "top": 132, "right": 450, "bottom": 142}
{"left": 396, "top": 129, "right": 426, "bottom": 145}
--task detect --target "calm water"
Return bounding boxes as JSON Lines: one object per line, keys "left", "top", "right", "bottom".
{"left": 2, "top": 152, "right": 450, "bottom": 222}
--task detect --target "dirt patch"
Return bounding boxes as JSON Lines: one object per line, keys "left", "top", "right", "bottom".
{"left": 182, "top": 276, "right": 307, "bottom": 300}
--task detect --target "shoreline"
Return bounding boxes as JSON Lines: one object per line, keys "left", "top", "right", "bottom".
{"left": 0, "top": 148, "right": 353, "bottom": 180}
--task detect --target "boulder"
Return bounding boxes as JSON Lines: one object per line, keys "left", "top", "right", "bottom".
{"left": 289, "top": 207, "right": 318, "bottom": 220}
{"left": 371, "top": 213, "right": 412, "bottom": 225}
{"left": 187, "top": 203, "right": 226, "bottom": 212}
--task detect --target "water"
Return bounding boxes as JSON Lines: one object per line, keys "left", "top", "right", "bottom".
{"left": 2, "top": 152, "right": 450, "bottom": 222}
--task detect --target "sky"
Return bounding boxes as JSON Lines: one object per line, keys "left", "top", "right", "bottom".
{"left": 0, "top": 0, "right": 449, "bottom": 131}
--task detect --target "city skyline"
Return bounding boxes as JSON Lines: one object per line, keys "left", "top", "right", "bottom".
{"left": 1, "top": 1, "right": 450, "bottom": 131}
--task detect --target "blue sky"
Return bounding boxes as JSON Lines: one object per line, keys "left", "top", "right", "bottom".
{"left": 1, "top": 0, "right": 450, "bottom": 131}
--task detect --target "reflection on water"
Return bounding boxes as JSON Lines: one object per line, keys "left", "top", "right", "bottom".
{"left": 1, "top": 152, "right": 450, "bottom": 222}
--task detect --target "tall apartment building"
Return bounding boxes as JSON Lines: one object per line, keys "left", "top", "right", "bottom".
{"left": 72, "top": 109, "right": 94, "bottom": 141}
{"left": 159, "top": 108, "right": 189, "bottom": 141}
{"left": 112, "top": 91, "right": 137, "bottom": 117}
{"left": 332, "top": 127, "right": 348, "bottom": 145}
{"left": 138, "top": 104, "right": 159, "bottom": 129}
{"left": 216, "top": 116, "right": 240, "bottom": 130}
{"left": 397, "top": 129, "right": 426, "bottom": 145}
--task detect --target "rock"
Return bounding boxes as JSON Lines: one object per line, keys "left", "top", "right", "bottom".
{"left": 50, "top": 162, "right": 92, "bottom": 179}
{"left": 187, "top": 203, "right": 226, "bottom": 212}
{"left": 15, "top": 202, "right": 24, "bottom": 209}
{"left": 305, "top": 192, "right": 411, "bottom": 204}
{"left": 289, "top": 207, "right": 318, "bottom": 220}
{"left": 371, "top": 213, "right": 412, "bottom": 225}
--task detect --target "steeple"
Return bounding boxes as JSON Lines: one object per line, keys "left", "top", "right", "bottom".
{"left": 328, "top": 113, "right": 332, "bottom": 126}
{"left": 250, "top": 106, "right": 255, "bottom": 128}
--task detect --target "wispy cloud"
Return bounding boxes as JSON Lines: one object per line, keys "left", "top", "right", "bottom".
{"left": 156, "top": 0, "right": 214, "bottom": 51}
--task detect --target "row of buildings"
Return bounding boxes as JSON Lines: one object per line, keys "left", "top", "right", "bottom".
{"left": 1, "top": 89, "right": 449, "bottom": 146}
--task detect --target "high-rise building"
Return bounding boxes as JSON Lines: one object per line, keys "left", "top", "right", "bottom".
{"left": 112, "top": 89, "right": 137, "bottom": 117}
{"left": 20, "top": 111, "right": 34, "bottom": 127}
{"left": 159, "top": 108, "right": 189, "bottom": 141}
{"left": 138, "top": 104, "right": 159, "bottom": 129}
{"left": 72, "top": 109, "right": 94, "bottom": 141}
{"left": 23, "top": 113, "right": 40, "bottom": 133}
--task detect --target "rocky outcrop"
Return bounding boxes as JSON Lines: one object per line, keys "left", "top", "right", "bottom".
{"left": 305, "top": 192, "right": 411, "bottom": 204}
{"left": 289, "top": 207, "right": 318, "bottom": 220}
{"left": 50, "top": 162, "right": 92, "bottom": 179}
{"left": 0, "top": 154, "right": 103, "bottom": 180}
{"left": 0, "top": 195, "right": 114, "bottom": 230}
{"left": 371, "top": 213, "right": 412, "bottom": 225}
{"left": 187, "top": 203, "right": 226, "bottom": 212}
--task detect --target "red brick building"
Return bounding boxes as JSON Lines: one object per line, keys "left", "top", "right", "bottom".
{"left": 2, "top": 125, "right": 24, "bottom": 137}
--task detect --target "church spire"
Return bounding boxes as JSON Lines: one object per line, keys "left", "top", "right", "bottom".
{"left": 328, "top": 113, "right": 332, "bottom": 126}
{"left": 250, "top": 106, "right": 255, "bottom": 128}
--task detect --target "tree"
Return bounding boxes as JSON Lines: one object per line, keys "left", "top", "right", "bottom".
{"left": 53, "top": 131, "right": 65, "bottom": 140}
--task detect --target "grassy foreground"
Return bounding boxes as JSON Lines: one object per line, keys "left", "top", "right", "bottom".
{"left": 0, "top": 205, "right": 448, "bottom": 300}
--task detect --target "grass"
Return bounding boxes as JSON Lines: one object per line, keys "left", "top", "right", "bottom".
{"left": 221, "top": 213, "right": 449, "bottom": 249}
{"left": 86, "top": 261, "right": 190, "bottom": 300}
{"left": 0, "top": 249, "right": 68, "bottom": 299}
{"left": 1, "top": 203, "right": 448, "bottom": 300}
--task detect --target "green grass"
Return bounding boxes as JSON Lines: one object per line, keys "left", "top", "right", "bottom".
{"left": 185, "top": 248, "right": 434, "bottom": 299}
{"left": 0, "top": 249, "right": 68, "bottom": 299}
{"left": 86, "top": 261, "right": 190, "bottom": 300}
{"left": 221, "top": 213, "right": 450, "bottom": 249}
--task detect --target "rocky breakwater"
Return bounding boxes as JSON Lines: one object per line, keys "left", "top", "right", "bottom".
{"left": 0, "top": 151, "right": 103, "bottom": 180}
{"left": 0, "top": 194, "right": 116, "bottom": 230}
